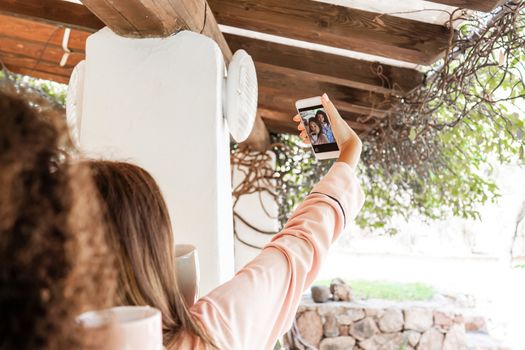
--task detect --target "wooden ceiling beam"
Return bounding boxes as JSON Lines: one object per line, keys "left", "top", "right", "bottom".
{"left": 4, "top": 65, "right": 70, "bottom": 84}
{"left": 257, "top": 90, "right": 379, "bottom": 127}
{"left": 0, "top": 14, "right": 89, "bottom": 51}
{"left": 209, "top": 0, "right": 451, "bottom": 65}
{"left": 259, "top": 85, "right": 387, "bottom": 120}
{"left": 0, "top": 0, "right": 104, "bottom": 33}
{"left": 261, "top": 118, "right": 369, "bottom": 137}
{"left": 257, "top": 107, "right": 374, "bottom": 133}
{"left": 225, "top": 33, "right": 424, "bottom": 95}
{"left": 0, "top": 35, "right": 85, "bottom": 68}
{"left": 0, "top": 51, "right": 73, "bottom": 77}
{"left": 0, "top": 0, "right": 232, "bottom": 60}
{"left": 257, "top": 62, "right": 392, "bottom": 118}
{"left": 426, "top": 0, "right": 503, "bottom": 12}
{"left": 258, "top": 117, "right": 299, "bottom": 135}
{"left": 79, "top": 0, "right": 232, "bottom": 61}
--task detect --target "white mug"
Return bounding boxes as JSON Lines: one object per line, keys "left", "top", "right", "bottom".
{"left": 175, "top": 244, "right": 199, "bottom": 307}
{"left": 78, "top": 306, "right": 163, "bottom": 350}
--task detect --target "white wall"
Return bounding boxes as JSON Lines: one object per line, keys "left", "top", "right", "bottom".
{"left": 78, "top": 28, "right": 234, "bottom": 296}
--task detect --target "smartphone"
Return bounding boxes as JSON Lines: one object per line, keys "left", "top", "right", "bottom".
{"left": 296, "top": 96, "right": 340, "bottom": 160}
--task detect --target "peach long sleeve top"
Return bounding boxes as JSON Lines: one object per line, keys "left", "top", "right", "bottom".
{"left": 172, "top": 162, "right": 365, "bottom": 350}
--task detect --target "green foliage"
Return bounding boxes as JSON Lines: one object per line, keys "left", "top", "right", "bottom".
{"left": 13, "top": 74, "right": 67, "bottom": 106}
{"left": 314, "top": 279, "right": 435, "bottom": 301}
{"left": 0, "top": 71, "right": 67, "bottom": 106}
{"left": 271, "top": 133, "right": 334, "bottom": 224}
{"left": 268, "top": 7, "right": 525, "bottom": 232}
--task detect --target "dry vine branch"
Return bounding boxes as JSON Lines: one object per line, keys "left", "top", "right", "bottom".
{"left": 360, "top": 1, "right": 525, "bottom": 192}
{"left": 231, "top": 1, "right": 525, "bottom": 236}
{"left": 231, "top": 136, "right": 333, "bottom": 247}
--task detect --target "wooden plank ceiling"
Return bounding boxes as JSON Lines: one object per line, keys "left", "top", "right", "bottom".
{"left": 0, "top": 0, "right": 503, "bottom": 140}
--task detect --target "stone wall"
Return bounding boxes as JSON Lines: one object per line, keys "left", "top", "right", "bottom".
{"left": 285, "top": 299, "right": 502, "bottom": 350}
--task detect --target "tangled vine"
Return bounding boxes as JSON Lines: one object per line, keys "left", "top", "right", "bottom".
{"left": 232, "top": 1, "right": 525, "bottom": 237}
{"left": 231, "top": 135, "right": 334, "bottom": 246}
{"left": 365, "top": 0, "right": 525, "bottom": 178}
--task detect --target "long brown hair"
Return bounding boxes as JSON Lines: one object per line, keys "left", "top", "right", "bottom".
{"left": 0, "top": 92, "right": 116, "bottom": 350}
{"left": 87, "top": 160, "right": 215, "bottom": 348}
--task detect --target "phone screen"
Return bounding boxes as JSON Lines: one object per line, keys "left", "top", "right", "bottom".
{"left": 298, "top": 105, "right": 339, "bottom": 153}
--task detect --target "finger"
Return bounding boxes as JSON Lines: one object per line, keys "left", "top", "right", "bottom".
{"left": 321, "top": 93, "right": 342, "bottom": 124}
{"left": 297, "top": 123, "right": 305, "bottom": 131}
{"left": 300, "top": 131, "right": 308, "bottom": 139}
{"left": 299, "top": 134, "right": 310, "bottom": 143}
{"left": 292, "top": 114, "right": 301, "bottom": 122}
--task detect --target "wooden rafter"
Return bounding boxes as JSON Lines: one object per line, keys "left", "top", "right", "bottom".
{"left": 0, "top": 0, "right": 233, "bottom": 60}
{"left": 0, "top": 14, "right": 85, "bottom": 83}
{"left": 1, "top": 0, "right": 467, "bottom": 140}
{"left": 0, "top": 14, "right": 89, "bottom": 51}
{"left": 0, "top": 0, "right": 104, "bottom": 33}
{"left": 79, "top": 0, "right": 232, "bottom": 61}
{"left": 0, "top": 35, "right": 84, "bottom": 68}
{"left": 258, "top": 116, "right": 299, "bottom": 135}
{"left": 209, "top": 0, "right": 452, "bottom": 65}
{"left": 257, "top": 63, "right": 392, "bottom": 118}
{"left": 257, "top": 106, "right": 375, "bottom": 133}
{"left": 225, "top": 33, "right": 424, "bottom": 95}
{"left": 0, "top": 11, "right": 385, "bottom": 137}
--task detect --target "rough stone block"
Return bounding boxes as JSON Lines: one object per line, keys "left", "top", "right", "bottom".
{"left": 434, "top": 311, "right": 454, "bottom": 331}
{"left": 319, "top": 336, "right": 356, "bottom": 350}
{"left": 318, "top": 304, "right": 342, "bottom": 317}
{"left": 324, "top": 314, "right": 340, "bottom": 338}
{"left": 339, "top": 325, "right": 349, "bottom": 336}
{"left": 349, "top": 317, "right": 379, "bottom": 341}
{"left": 312, "top": 285, "right": 332, "bottom": 303}
{"left": 330, "top": 278, "right": 354, "bottom": 302}
{"left": 465, "top": 315, "right": 488, "bottom": 333}
{"left": 337, "top": 308, "right": 366, "bottom": 325}
{"left": 404, "top": 330, "right": 421, "bottom": 347}
{"left": 442, "top": 324, "right": 467, "bottom": 350}
{"left": 378, "top": 308, "right": 404, "bottom": 333}
{"left": 297, "top": 310, "right": 323, "bottom": 348}
{"left": 359, "top": 333, "right": 405, "bottom": 350}
{"left": 417, "top": 328, "right": 444, "bottom": 350}
{"left": 365, "top": 308, "right": 385, "bottom": 318}
{"left": 405, "top": 308, "right": 433, "bottom": 332}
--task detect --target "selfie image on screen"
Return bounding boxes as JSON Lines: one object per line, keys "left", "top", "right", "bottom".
{"left": 298, "top": 106, "right": 338, "bottom": 153}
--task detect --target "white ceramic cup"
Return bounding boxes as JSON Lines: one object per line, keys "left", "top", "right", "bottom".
{"left": 175, "top": 244, "right": 199, "bottom": 307}
{"left": 77, "top": 306, "right": 163, "bottom": 350}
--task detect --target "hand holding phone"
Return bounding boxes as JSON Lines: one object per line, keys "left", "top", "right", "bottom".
{"left": 294, "top": 94, "right": 362, "bottom": 169}
{"left": 295, "top": 96, "right": 339, "bottom": 160}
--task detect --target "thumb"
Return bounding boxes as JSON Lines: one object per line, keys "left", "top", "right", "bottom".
{"left": 321, "top": 93, "right": 355, "bottom": 146}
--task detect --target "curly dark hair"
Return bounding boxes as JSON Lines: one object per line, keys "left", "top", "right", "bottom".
{"left": 0, "top": 92, "right": 116, "bottom": 350}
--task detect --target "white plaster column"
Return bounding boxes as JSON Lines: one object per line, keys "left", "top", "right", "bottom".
{"left": 78, "top": 28, "right": 234, "bottom": 296}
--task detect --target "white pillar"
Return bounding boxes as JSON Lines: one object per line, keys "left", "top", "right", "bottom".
{"left": 78, "top": 28, "right": 234, "bottom": 296}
